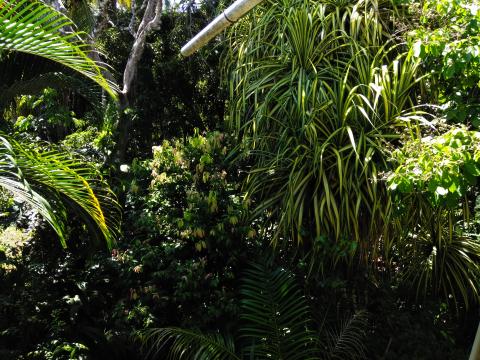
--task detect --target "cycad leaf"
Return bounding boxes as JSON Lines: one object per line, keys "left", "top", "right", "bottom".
{"left": 240, "top": 262, "right": 318, "bottom": 360}
{"left": 142, "top": 327, "right": 240, "bottom": 360}
{"left": 325, "top": 310, "right": 367, "bottom": 360}
{"left": 0, "top": 0, "right": 118, "bottom": 97}
{"left": 0, "top": 135, "right": 121, "bottom": 249}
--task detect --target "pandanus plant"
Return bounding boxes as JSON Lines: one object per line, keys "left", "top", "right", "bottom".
{"left": 222, "top": 0, "right": 480, "bottom": 310}
{"left": 223, "top": 0, "right": 427, "bottom": 267}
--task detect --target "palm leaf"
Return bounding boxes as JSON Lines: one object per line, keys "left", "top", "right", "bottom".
{"left": 0, "top": 0, "right": 118, "bottom": 98}
{"left": 0, "top": 135, "right": 121, "bottom": 248}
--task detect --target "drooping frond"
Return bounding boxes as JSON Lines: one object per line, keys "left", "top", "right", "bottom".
{"left": 0, "top": 135, "right": 121, "bottom": 248}
{"left": 239, "top": 262, "right": 318, "bottom": 360}
{"left": 399, "top": 203, "right": 480, "bottom": 310}
{"left": 0, "top": 137, "right": 68, "bottom": 244}
{"left": 142, "top": 327, "right": 240, "bottom": 360}
{"left": 0, "top": 0, "right": 118, "bottom": 98}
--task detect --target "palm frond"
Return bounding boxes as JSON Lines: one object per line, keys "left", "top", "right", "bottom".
{"left": 142, "top": 327, "right": 240, "bottom": 360}
{"left": 0, "top": 0, "right": 118, "bottom": 97}
{"left": 68, "top": 0, "right": 95, "bottom": 34}
{"left": 0, "top": 135, "right": 121, "bottom": 248}
{"left": 239, "top": 262, "right": 318, "bottom": 360}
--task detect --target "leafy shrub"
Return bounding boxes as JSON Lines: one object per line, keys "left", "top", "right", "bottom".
{"left": 388, "top": 126, "right": 480, "bottom": 207}
{"left": 387, "top": 125, "right": 480, "bottom": 308}
{"left": 224, "top": 0, "right": 427, "bottom": 268}
{"left": 408, "top": 0, "right": 480, "bottom": 124}
{"left": 26, "top": 340, "right": 89, "bottom": 360}
{"left": 0, "top": 131, "right": 260, "bottom": 358}
{"left": 122, "top": 130, "right": 261, "bottom": 330}
{"left": 13, "top": 88, "right": 77, "bottom": 142}
{"left": 144, "top": 262, "right": 368, "bottom": 360}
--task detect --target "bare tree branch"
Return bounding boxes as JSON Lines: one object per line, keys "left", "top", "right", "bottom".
{"left": 122, "top": 0, "right": 163, "bottom": 97}
{"left": 111, "top": 0, "right": 163, "bottom": 163}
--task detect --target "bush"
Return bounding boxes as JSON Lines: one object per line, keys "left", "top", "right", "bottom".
{"left": 122, "top": 130, "right": 262, "bottom": 330}
{"left": 0, "top": 131, "right": 262, "bottom": 358}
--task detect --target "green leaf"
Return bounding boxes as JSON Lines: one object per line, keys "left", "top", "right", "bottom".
{"left": 0, "top": 0, "right": 118, "bottom": 98}
{"left": 0, "top": 135, "right": 121, "bottom": 249}
{"left": 448, "top": 183, "right": 457, "bottom": 193}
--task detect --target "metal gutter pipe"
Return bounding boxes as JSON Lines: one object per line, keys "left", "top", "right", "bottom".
{"left": 180, "top": 0, "right": 264, "bottom": 57}
{"left": 469, "top": 321, "right": 480, "bottom": 360}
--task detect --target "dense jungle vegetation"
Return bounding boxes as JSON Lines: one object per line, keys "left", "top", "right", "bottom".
{"left": 1, "top": 0, "right": 480, "bottom": 358}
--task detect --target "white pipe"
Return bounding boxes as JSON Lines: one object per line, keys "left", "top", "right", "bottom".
{"left": 469, "top": 321, "right": 480, "bottom": 360}
{"left": 180, "top": 0, "right": 265, "bottom": 57}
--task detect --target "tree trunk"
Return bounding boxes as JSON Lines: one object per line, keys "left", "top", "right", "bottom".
{"left": 113, "top": 0, "right": 163, "bottom": 163}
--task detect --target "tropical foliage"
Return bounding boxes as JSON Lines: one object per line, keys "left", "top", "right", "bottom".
{"left": 143, "top": 262, "right": 368, "bottom": 360}
{"left": 0, "top": 0, "right": 478, "bottom": 358}
{"left": 0, "top": 135, "right": 121, "bottom": 248}
{"left": 224, "top": 0, "right": 426, "bottom": 265}
{"left": 387, "top": 126, "right": 480, "bottom": 308}
{"left": 388, "top": 126, "right": 480, "bottom": 207}
{"left": 408, "top": 0, "right": 480, "bottom": 124}
{"left": 0, "top": 0, "right": 120, "bottom": 246}
{"left": 0, "top": 0, "right": 118, "bottom": 97}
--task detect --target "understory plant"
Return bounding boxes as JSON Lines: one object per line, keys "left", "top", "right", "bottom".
{"left": 0, "top": 0, "right": 121, "bottom": 247}
{"left": 387, "top": 125, "right": 480, "bottom": 309}
{"left": 0, "top": 131, "right": 259, "bottom": 358}
{"left": 143, "top": 261, "right": 368, "bottom": 360}
{"left": 222, "top": 0, "right": 480, "bottom": 326}
{"left": 121, "top": 130, "right": 262, "bottom": 330}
